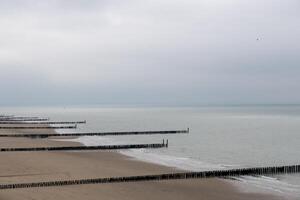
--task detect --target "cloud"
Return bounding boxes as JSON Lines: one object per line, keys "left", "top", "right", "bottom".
{"left": 0, "top": 0, "right": 299, "bottom": 105}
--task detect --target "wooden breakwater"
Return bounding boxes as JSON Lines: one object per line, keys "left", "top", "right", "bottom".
{"left": 0, "top": 118, "right": 49, "bottom": 122}
{"left": 0, "top": 121, "right": 86, "bottom": 125}
{"left": 0, "top": 164, "right": 299, "bottom": 190}
{"left": 0, "top": 129, "right": 189, "bottom": 138}
{"left": 0, "top": 125, "right": 77, "bottom": 129}
{"left": 0, "top": 141, "right": 168, "bottom": 152}
{"left": 0, "top": 117, "right": 40, "bottom": 120}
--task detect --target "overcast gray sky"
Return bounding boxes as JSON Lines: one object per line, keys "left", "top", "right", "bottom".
{"left": 0, "top": 0, "right": 299, "bottom": 106}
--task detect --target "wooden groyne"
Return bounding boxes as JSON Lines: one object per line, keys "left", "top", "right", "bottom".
{"left": 0, "top": 141, "right": 168, "bottom": 152}
{"left": 0, "top": 164, "right": 299, "bottom": 190}
{"left": 0, "top": 125, "right": 77, "bottom": 129}
{"left": 0, "top": 118, "right": 49, "bottom": 122}
{"left": 0, "top": 129, "right": 189, "bottom": 138}
{"left": 0, "top": 121, "right": 86, "bottom": 125}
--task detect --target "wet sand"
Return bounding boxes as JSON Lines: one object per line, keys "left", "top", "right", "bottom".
{"left": 0, "top": 127, "right": 282, "bottom": 200}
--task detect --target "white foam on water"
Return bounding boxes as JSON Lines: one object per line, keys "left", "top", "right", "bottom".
{"left": 55, "top": 135, "right": 300, "bottom": 199}
{"left": 54, "top": 136, "right": 121, "bottom": 146}
{"left": 229, "top": 175, "right": 300, "bottom": 199}
{"left": 52, "top": 126, "right": 73, "bottom": 134}
{"left": 58, "top": 136, "right": 231, "bottom": 171}
{"left": 121, "top": 149, "right": 235, "bottom": 171}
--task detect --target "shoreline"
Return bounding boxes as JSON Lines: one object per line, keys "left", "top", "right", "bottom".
{"left": 0, "top": 127, "right": 282, "bottom": 200}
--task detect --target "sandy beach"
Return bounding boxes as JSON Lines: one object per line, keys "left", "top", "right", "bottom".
{"left": 0, "top": 127, "right": 282, "bottom": 200}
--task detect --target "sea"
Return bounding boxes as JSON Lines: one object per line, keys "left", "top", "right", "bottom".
{"left": 1, "top": 105, "right": 300, "bottom": 198}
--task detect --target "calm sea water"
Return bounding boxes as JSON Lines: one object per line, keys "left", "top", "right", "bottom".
{"left": 1, "top": 106, "right": 300, "bottom": 198}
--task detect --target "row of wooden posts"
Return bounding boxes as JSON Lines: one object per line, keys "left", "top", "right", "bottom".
{"left": 0, "top": 141, "right": 169, "bottom": 152}
{"left": 0, "top": 129, "right": 189, "bottom": 138}
{"left": 0, "top": 116, "right": 49, "bottom": 121}
{"left": 0, "top": 125, "right": 77, "bottom": 129}
{"left": 0, "top": 115, "right": 80, "bottom": 128}
{"left": 0, "top": 121, "right": 86, "bottom": 124}
{"left": 1, "top": 165, "right": 299, "bottom": 190}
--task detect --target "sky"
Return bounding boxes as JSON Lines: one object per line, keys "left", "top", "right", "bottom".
{"left": 0, "top": 0, "right": 299, "bottom": 106}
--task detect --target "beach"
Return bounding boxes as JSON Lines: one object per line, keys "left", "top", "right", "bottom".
{"left": 0, "top": 127, "right": 282, "bottom": 200}
{"left": 0, "top": 0, "right": 298, "bottom": 198}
